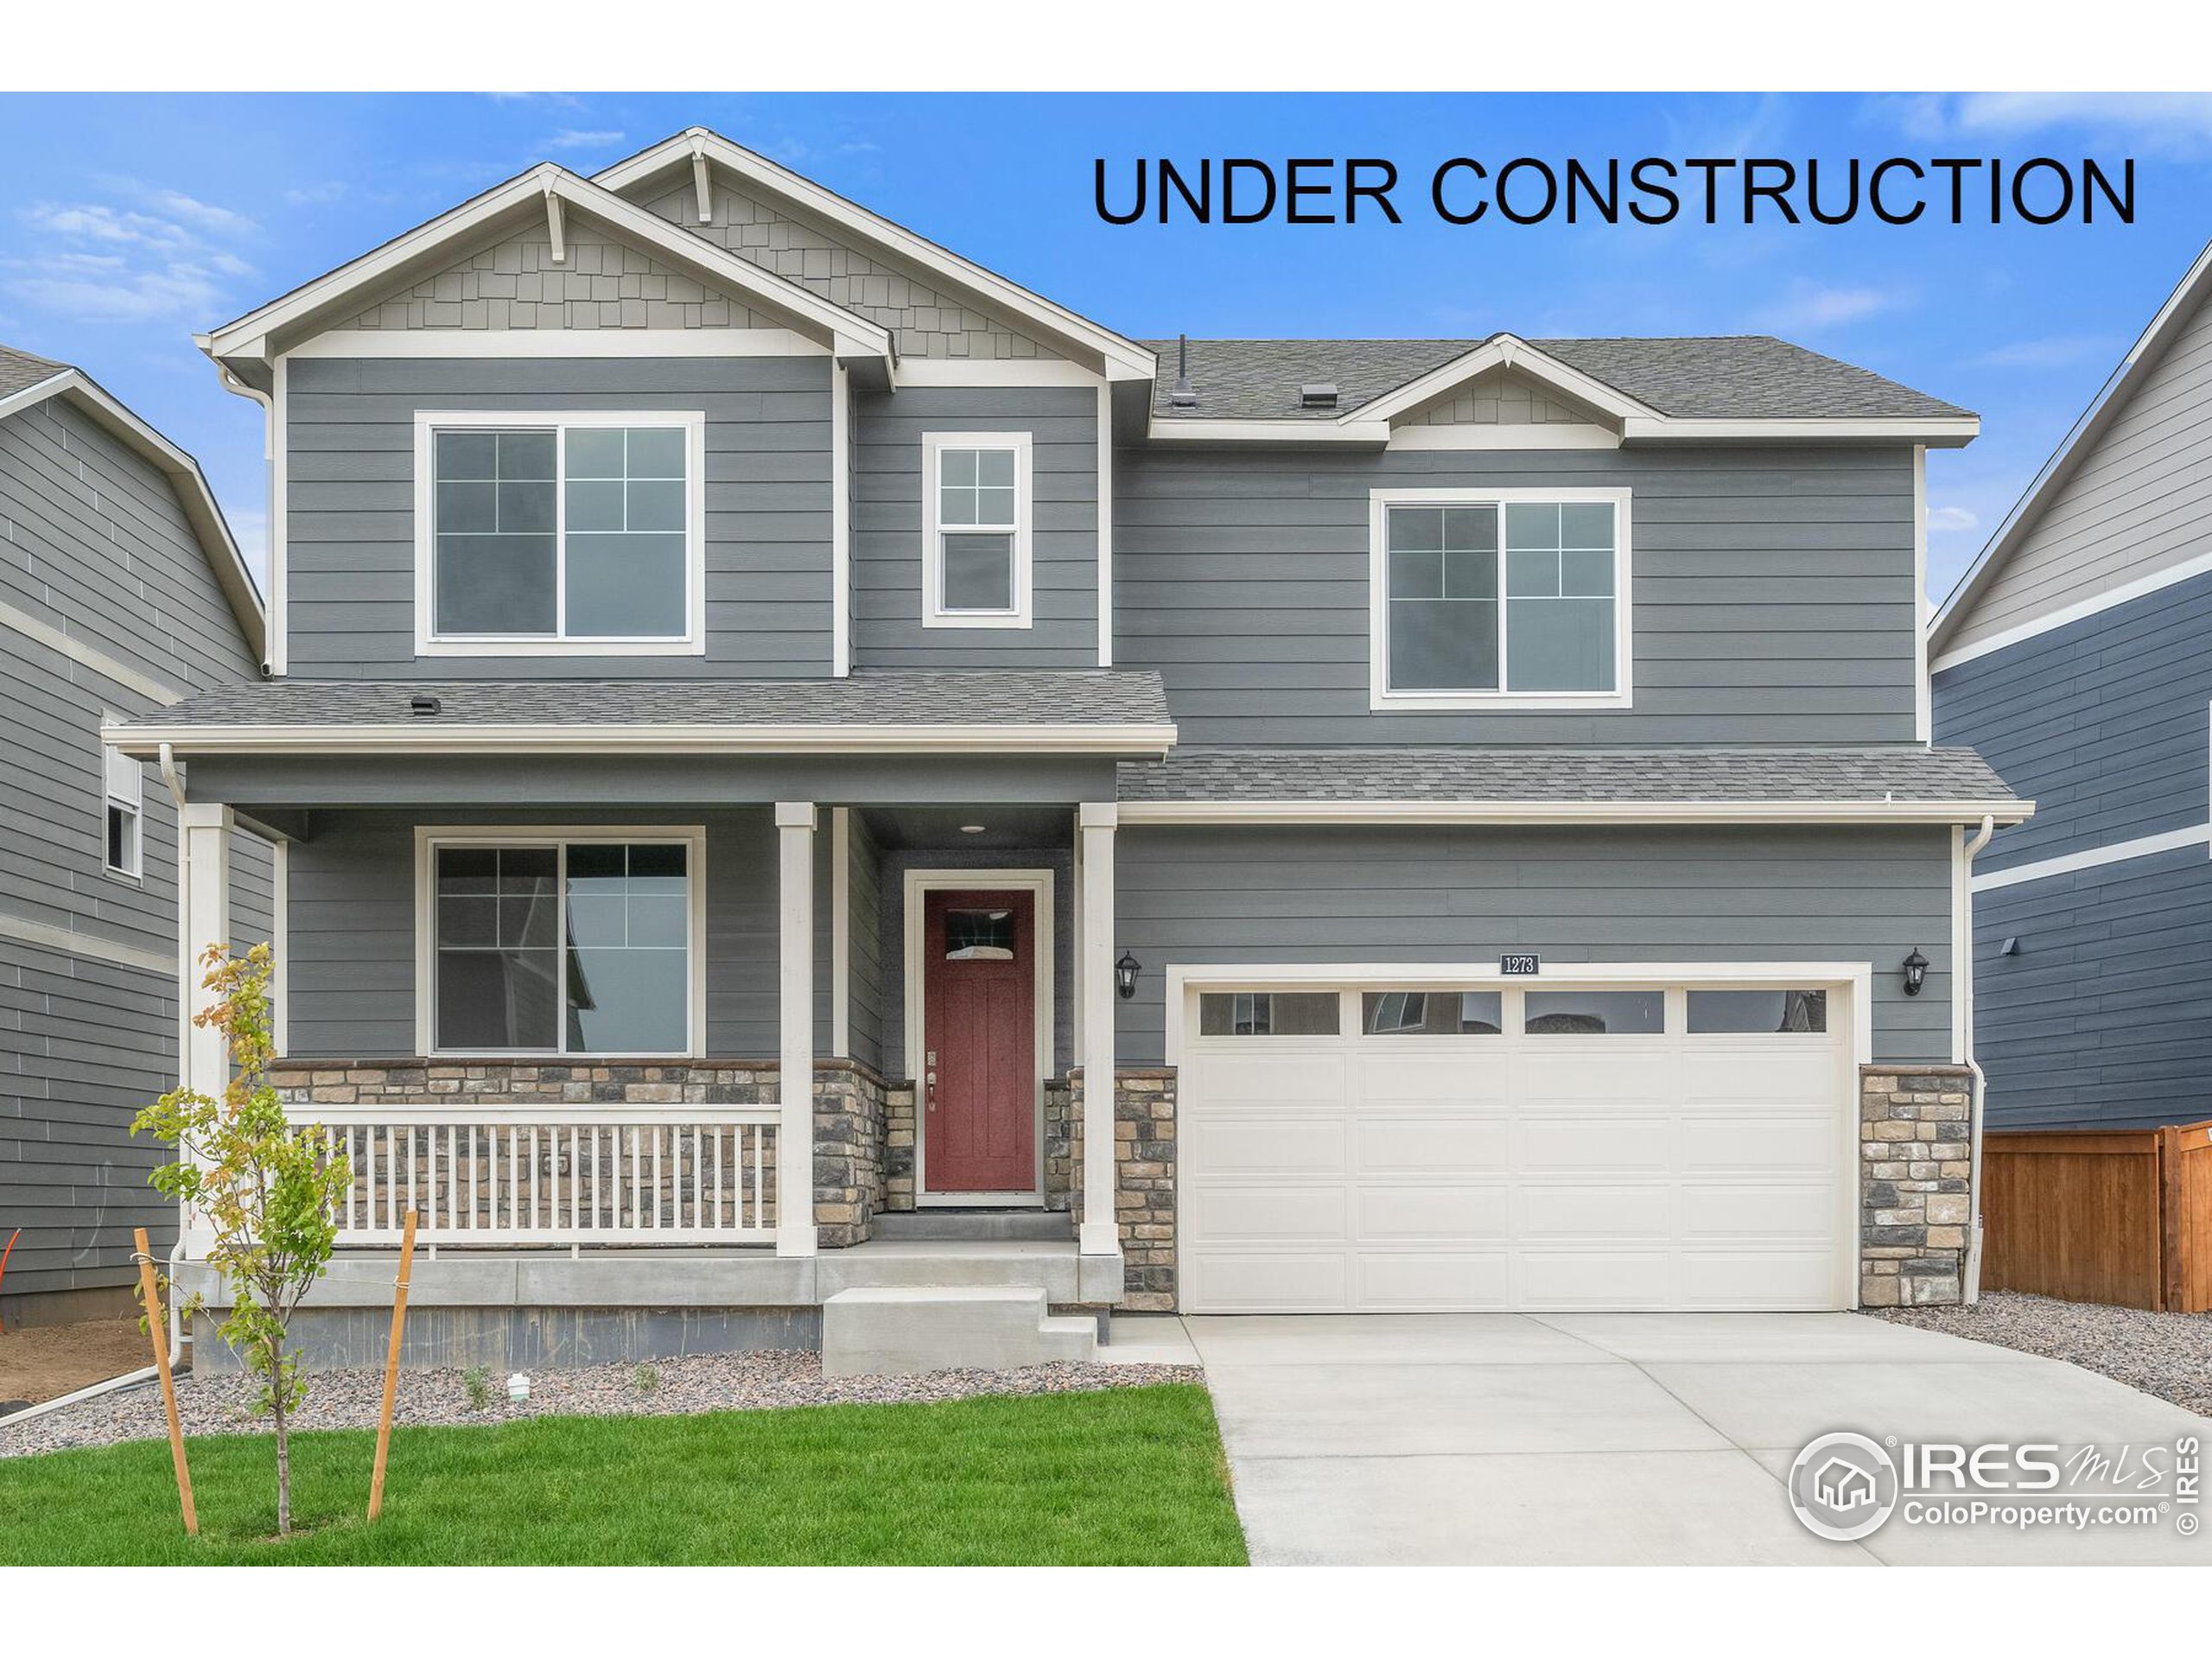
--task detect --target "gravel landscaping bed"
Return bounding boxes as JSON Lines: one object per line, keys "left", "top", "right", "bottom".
{"left": 0, "top": 1350, "right": 1202, "bottom": 1459}
{"left": 1871, "top": 1290, "right": 2212, "bottom": 1416}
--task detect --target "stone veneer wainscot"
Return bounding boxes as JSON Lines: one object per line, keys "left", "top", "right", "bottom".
{"left": 1858, "top": 1064, "right": 1974, "bottom": 1306}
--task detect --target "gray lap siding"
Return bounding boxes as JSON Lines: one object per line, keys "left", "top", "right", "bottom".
{"left": 1110, "top": 823, "right": 1955, "bottom": 1065}
{"left": 283, "top": 355, "right": 833, "bottom": 677}
{"left": 1114, "top": 442, "right": 1919, "bottom": 747}
{"left": 1974, "top": 845, "right": 2212, "bottom": 1129}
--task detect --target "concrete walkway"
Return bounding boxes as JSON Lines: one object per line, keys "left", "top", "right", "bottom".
{"left": 1179, "top": 1313, "right": 2212, "bottom": 1566}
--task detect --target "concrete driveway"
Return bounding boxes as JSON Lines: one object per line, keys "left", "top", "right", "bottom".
{"left": 1179, "top": 1313, "right": 2212, "bottom": 1566}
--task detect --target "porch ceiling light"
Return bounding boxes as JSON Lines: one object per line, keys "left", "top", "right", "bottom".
{"left": 1115, "top": 950, "right": 1141, "bottom": 1001}
{"left": 1901, "top": 948, "right": 1929, "bottom": 996}
{"left": 960, "top": 823, "right": 987, "bottom": 834}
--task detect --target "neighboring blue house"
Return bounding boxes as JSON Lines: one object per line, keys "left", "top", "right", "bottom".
{"left": 1932, "top": 238, "right": 2212, "bottom": 1133}
{"left": 0, "top": 345, "right": 272, "bottom": 1330}
{"left": 103, "top": 128, "right": 2024, "bottom": 1369}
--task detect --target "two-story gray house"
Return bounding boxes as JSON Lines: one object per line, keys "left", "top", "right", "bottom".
{"left": 1932, "top": 237, "right": 2212, "bottom": 1133}
{"left": 2, "top": 344, "right": 271, "bottom": 1332}
{"left": 109, "top": 128, "right": 2024, "bottom": 1370}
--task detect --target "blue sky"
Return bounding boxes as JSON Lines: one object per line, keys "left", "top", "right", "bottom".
{"left": 2, "top": 90, "right": 2208, "bottom": 603}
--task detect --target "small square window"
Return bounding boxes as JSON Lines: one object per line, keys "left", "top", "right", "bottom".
{"left": 101, "top": 737, "right": 143, "bottom": 880}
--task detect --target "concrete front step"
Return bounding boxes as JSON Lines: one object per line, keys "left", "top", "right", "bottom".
{"left": 816, "top": 1240, "right": 1081, "bottom": 1302}
{"left": 871, "top": 1209, "right": 1073, "bottom": 1243}
{"left": 821, "top": 1286, "right": 1097, "bottom": 1377}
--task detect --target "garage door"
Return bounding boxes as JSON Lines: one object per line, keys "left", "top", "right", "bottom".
{"left": 1180, "top": 979, "right": 1853, "bottom": 1313}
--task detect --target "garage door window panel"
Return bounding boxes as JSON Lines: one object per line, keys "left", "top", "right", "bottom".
{"left": 1687, "top": 988, "right": 1828, "bottom": 1033}
{"left": 1362, "top": 989, "right": 1503, "bottom": 1034}
{"left": 1523, "top": 989, "right": 1665, "bottom": 1035}
{"left": 1198, "top": 991, "right": 1341, "bottom": 1037}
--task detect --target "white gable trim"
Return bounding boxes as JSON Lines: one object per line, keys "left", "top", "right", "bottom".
{"left": 202, "top": 164, "right": 892, "bottom": 365}
{"left": 0, "top": 368, "right": 264, "bottom": 661}
{"left": 1350, "top": 334, "right": 1659, "bottom": 429}
{"left": 1931, "top": 233, "right": 2212, "bottom": 657}
{"left": 284, "top": 328, "right": 829, "bottom": 359}
{"left": 595, "top": 129, "right": 1155, "bottom": 381}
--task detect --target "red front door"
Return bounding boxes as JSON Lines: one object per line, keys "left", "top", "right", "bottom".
{"left": 922, "top": 889, "right": 1037, "bottom": 1194}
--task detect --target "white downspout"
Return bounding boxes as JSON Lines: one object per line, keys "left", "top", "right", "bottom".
{"left": 1960, "top": 812, "right": 1997, "bottom": 1304}
{"left": 158, "top": 742, "right": 191, "bottom": 1364}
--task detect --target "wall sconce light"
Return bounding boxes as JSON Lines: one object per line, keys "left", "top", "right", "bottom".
{"left": 1115, "top": 950, "right": 1141, "bottom": 1000}
{"left": 1901, "top": 948, "right": 1929, "bottom": 996}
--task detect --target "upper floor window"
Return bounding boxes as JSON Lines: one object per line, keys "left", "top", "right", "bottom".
{"left": 414, "top": 412, "right": 704, "bottom": 657}
{"left": 102, "top": 733, "right": 142, "bottom": 880}
{"left": 1369, "top": 488, "right": 1631, "bottom": 710}
{"left": 923, "top": 431, "right": 1032, "bottom": 629}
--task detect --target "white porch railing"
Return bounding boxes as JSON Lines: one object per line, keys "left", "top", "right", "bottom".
{"left": 301, "top": 1105, "right": 780, "bottom": 1246}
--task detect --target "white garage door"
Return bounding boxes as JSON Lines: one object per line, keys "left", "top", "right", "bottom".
{"left": 1180, "top": 979, "right": 1854, "bottom": 1313}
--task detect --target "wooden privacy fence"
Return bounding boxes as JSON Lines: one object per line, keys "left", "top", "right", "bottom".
{"left": 1982, "top": 1121, "right": 2212, "bottom": 1312}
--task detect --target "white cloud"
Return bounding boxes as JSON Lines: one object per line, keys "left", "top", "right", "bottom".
{"left": 1974, "top": 334, "right": 2113, "bottom": 370}
{"left": 9, "top": 179, "right": 257, "bottom": 325}
{"left": 285, "top": 181, "right": 348, "bottom": 207}
{"left": 1925, "top": 505, "right": 1980, "bottom": 536}
{"left": 1881, "top": 92, "right": 2212, "bottom": 157}
{"left": 1750, "top": 282, "right": 1908, "bottom": 332}
{"left": 545, "top": 129, "right": 626, "bottom": 150}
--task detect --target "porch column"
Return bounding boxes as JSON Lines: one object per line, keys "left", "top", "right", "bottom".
{"left": 179, "top": 804, "right": 232, "bottom": 1101}
{"left": 775, "top": 802, "right": 818, "bottom": 1256}
{"left": 1077, "top": 803, "right": 1121, "bottom": 1261}
{"left": 178, "top": 804, "right": 232, "bottom": 1261}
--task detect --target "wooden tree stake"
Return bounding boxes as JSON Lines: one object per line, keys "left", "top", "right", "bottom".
{"left": 133, "top": 1226, "right": 197, "bottom": 1537}
{"left": 368, "top": 1208, "right": 417, "bottom": 1522}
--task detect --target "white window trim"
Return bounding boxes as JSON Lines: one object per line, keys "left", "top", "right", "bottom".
{"left": 412, "top": 410, "right": 708, "bottom": 658}
{"left": 1367, "top": 486, "right": 1633, "bottom": 711}
{"left": 921, "top": 430, "right": 1033, "bottom": 630}
{"left": 101, "top": 722, "right": 143, "bottom": 883}
{"left": 413, "top": 824, "right": 708, "bottom": 1060}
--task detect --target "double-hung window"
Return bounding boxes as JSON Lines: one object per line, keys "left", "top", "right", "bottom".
{"left": 416, "top": 411, "right": 704, "bottom": 655}
{"left": 101, "top": 732, "right": 142, "bottom": 880}
{"left": 922, "top": 431, "right": 1032, "bottom": 627}
{"left": 1370, "top": 488, "right": 1630, "bottom": 709}
{"left": 421, "top": 828, "right": 703, "bottom": 1058}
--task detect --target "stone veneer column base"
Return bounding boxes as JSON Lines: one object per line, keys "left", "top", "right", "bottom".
{"left": 1859, "top": 1064, "right": 1975, "bottom": 1307}
{"left": 1053, "top": 1068, "right": 1177, "bottom": 1311}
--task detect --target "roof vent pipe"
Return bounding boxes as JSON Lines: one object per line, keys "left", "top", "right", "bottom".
{"left": 409, "top": 693, "right": 442, "bottom": 718}
{"left": 1168, "top": 334, "right": 1198, "bottom": 408}
{"left": 1300, "top": 384, "right": 1338, "bottom": 409}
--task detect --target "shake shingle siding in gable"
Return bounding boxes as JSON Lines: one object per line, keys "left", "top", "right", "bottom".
{"left": 1115, "top": 442, "right": 1920, "bottom": 746}
{"left": 851, "top": 385, "right": 1099, "bottom": 668}
{"left": 1942, "top": 284, "right": 2212, "bottom": 654}
{"left": 1934, "top": 569, "right": 2212, "bottom": 872}
{"left": 284, "top": 354, "right": 833, "bottom": 677}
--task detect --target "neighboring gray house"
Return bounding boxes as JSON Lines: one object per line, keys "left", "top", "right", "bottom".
{"left": 1, "top": 345, "right": 271, "bottom": 1330}
{"left": 1932, "top": 238, "right": 2212, "bottom": 1132}
{"left": 110, "top": 128, "right": 2023, "bottom": 1370}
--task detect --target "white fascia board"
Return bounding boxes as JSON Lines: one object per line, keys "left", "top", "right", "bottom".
{"left": 102, "top": 721, "right": 1180, "bottom": 759}
{"left": 203, "top": 164, "right": 890, "bottom": 365}
{"left": 0, "top": 369, "right": 265, "bottom": 658}
{"left": 594, "top": 130, "right": 1154, "bottom": 380}
{"left": 1621, "top": 415, "right": 1980, "bottom": 447}
{"left": 1145, "top": 417, "right": 1392, "bottom": 446}
{"left": 894, "top": 359, "right": 1105, "bottom": 388}
{"left": 286, "top": 328, "right": 829, "bottom": 359}
{"left": 1351, "top": 334, "right": 1658, "bottom": 429}
{"left": 1930, "top": 234, "right": 2212, "bottom": 657}
{"left": 1115, "top": 798, "right": 2033, "bottom": 827}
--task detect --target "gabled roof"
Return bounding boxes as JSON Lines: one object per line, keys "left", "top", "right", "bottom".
{"left": 1144, "top": 334, "right": 1977, "bottom": 444}
{"left": 1930, "top": 235, "right": 2212, "bottom": 658}
{"left": 200, "top": 162, "right": 893, "bottom": 368}
{"left": 594, "top": 129, "right": 1156, "bottom": 381}
{"left": 0, "top": 345, "right": 264, "bottom": 659}
{"left": 105, "top": 670, "right": 1177, "bottom": 758}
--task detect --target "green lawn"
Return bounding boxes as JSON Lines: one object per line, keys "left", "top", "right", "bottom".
{"left": 0, "top": 1384, "right": 1246, "bottom": 1565}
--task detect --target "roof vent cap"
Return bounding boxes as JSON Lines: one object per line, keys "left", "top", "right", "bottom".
{"left": 1168, "top": 332, "right": 1198, "bottom": 408}
{"left": 1300, "top": 383, "right": 1338, "bottom": 409}
{"left": 409, "top": 693, "right": 442, "bottom": 718}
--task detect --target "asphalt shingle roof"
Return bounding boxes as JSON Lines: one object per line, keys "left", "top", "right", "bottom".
{"left": 0, "top": 343, "right": 70, "bottom": 401}
{"left": 1141, "top": 335, "right": 1971, "bottom": 423}
{"left": 130, "top": 670, "right": 1174, "bottom": 729}
{"left": 1117, "top": 747, "right": 2018, "bottom": 804}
